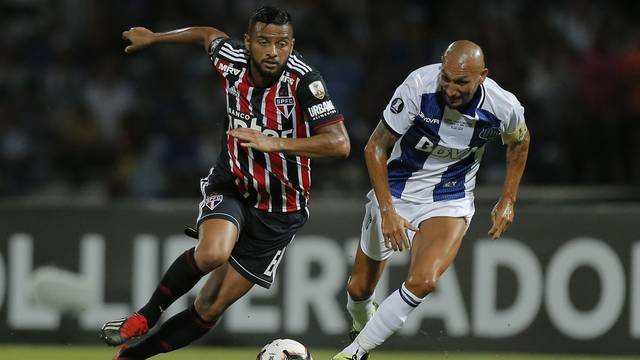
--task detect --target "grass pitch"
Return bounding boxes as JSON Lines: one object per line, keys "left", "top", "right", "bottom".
{"left": 0, "top": 346, "right": 637, "bottom": 360}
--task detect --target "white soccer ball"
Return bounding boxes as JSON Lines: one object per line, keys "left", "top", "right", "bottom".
{"left": 256, "top": 338, "right": 312, "bottom": 360}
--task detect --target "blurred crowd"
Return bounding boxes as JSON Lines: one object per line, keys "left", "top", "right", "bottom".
{"left": 1, "top": 0, "right": 639, "bottom": 199}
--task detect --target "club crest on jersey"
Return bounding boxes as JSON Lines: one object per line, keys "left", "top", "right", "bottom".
{"left": 275, "top": 96, "right": 295, "bottom": 118}
{"left": 205, "top": 194, "right": 223, "bottom": 210}
{"left": 390, "top": 97, "right": 404, "bottom": 114}
{"left": 309, "top": 81, "right": 325, "bottom": 99}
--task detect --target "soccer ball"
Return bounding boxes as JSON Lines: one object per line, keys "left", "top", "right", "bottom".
{"left": 256, "top": 338, "right": 312, "bottom": 360}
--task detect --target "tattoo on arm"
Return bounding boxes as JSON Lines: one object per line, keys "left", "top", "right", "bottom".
{"left": 369, "top": 121, "right": 399, "bottom": 152}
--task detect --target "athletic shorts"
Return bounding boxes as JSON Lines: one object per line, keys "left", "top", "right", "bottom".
{"left": 195, "top": 169, "right": 307, "bottom": 289}
{"left": 360, "top": 190, "right": 475, "bottom": 261}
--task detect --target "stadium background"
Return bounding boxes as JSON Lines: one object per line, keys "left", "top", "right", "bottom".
{"left": 1, "top": 0, "right": 639, "bottom": 358}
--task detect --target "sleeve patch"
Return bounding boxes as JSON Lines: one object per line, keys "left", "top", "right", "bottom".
{"left": 501, "top": 121, "right": 528, "bottom": 144}
{"left": 308, "top": 100, "right": 337, "bottom": 120}
{"left": 308, "top": 81, "right": 326, "bottom": 99}
{"left": 390, "top": 97, "right": 404, "bottom": 114}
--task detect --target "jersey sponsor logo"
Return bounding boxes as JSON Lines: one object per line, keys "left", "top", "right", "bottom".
{"left": 390, "top": 97, "right": 404, "bottom": 114}
{"left": 229, "top": 108, "right": 294, "bottom": 138}
{"left": 308, "top": 100, "right": 336, "bottom": 120}
{"left": 478, "top": 127, "right": 500, "bottom": 140}
{"left": 416, "top": 111, "right": 440, "bottom": 124}
{"left": 415, "top": 136, "right": 478, "bottom": 159}
{"left": 275, "top": 96, "right": 295, "bottom": 118}
{"left": 443, "top": 180, "right": 458, "bottom": 188}
{"left": 308, "top": 80, "right": 325, "bottom": 99}
{"left": 205, "top": 194, "right": 223, "bottom": 210}
{"left": 479, "top": 127, "right": 500, "bottom": 140}
{"left": 281, "top": 73, "right": 295, "bottom": 85}
{"left": 217, "top": 62, "right": 242, "bottom": 76}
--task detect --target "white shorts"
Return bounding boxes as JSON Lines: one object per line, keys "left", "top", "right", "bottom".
{"left": 360, "top": 191, "right": 475, "bottom": 261}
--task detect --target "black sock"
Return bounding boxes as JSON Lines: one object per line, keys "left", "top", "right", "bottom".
{"left": 122, "top": 304, "right": 215, "bottom": 359}
{"left": 137, "top": 247, "right": 206, "bottom": 327}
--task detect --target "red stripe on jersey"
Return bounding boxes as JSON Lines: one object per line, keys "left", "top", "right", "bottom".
{"left": 239, "top": 72, "right": 270, "bottom": 210}
{"left": 264, "top": 82, "right": 281, "bottom": 210}
{"left": 265, "top": 81, "right": 297, "bottom": 211}
{"left": 285, "top": 179, "right": 298, "bottom": 211}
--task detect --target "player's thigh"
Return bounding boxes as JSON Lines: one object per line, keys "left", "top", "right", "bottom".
{"left": 348, "top": 244, "right": 387, "bottom": 299}
{"left": 407, "top": 216, "right": 467, "bottom": 281}
{"left": 195, "top": 263, "right": 255, "bottom": 321}
{"left": 196, "top": 219, "right": 238, "bottom": 262}
{"left": 194, "top": 192, "right": 246, "bottom": 267}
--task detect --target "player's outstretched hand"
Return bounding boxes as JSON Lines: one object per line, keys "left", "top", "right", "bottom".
{"left": 381, "top": 209, "right": 418, "bottom": 252}
{"left": 488, "top": 197, "right": 515, "bottom": 240}
{"left": 228, "top": 128, "right": 281, "bottom": 153}
{"left": 122, "top": 27, "right": 155, "bottom": 53}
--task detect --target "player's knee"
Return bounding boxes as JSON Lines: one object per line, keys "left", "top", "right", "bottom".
{"left": 194, "top": 244, "right": 230, "bottom": 272}
{"left": 347, "top": 276, "right": 375, "bottom": 300}
{"left": 405, "top": 275, "right": 438, "bottom": 298}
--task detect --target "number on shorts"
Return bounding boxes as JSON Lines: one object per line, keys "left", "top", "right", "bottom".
{"left": 263, "top": 249, "right": 284, "bottom": 276}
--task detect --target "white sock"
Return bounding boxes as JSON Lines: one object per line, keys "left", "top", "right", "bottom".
{"left": 345, "top": 283, "right": 424, "bottom": 354}
{"left": 346, "top": 291, "right": 376, "bottom": 332}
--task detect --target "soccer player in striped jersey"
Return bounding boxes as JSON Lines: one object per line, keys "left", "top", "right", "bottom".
{"left": 332, "top": 40, "right": 530, "bottom": 360}
{"left": 100, "top": 6, "right": 350, "bottom": 359}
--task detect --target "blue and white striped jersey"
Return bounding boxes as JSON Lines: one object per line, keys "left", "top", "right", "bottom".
{"left": 382, "top": 63, "right": 526, "bottom": 204}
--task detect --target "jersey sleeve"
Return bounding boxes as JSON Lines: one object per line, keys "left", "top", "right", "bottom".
{"left": 499, "top": 93, "right": 528, "bottom": 144}
{"left": 208, "top": 37, "right": 246, "bottom": 78}
{"left": 382, "top": 72, "right": 421, "bottom": 136}
{"left": 297, "top": 71, "right": 344, "bottom": 133}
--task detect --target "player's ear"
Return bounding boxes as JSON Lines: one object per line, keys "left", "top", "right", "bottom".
{"left": 290, "top": 38, "right": 295, "bottom": 55}
{"left": 243, "top": 33, "right": 250, "bottom": 51}
{"left": 479, "top": 68, "right": 489, "bottom": 83}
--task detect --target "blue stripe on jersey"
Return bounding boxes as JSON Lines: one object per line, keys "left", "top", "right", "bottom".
{"left": 421, "top": 93, "right": 445, "bottom": 121}
{"left": 469, "top": 108, "right": 502, "bottom": 148}
{"left": 388, "top": 127, "right": 431, "bottom": 198}
{"left": 388, "top": 93, "right": 444, "bottom": 198}
{"left": 432, "top": 153, "right": 476, "bottom": 202}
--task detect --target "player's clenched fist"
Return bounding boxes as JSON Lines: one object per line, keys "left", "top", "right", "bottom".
{"left": 122, "top": 27, "right": 155, "bottom": 53}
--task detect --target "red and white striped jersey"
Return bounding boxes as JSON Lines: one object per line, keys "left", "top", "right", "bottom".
{"left": 208, "top": 38, "right": 344, "bottom": 212}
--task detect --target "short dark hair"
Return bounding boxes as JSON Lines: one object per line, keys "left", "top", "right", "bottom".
{"left": 247, "top": 6, "right": 292, "bottom": 34}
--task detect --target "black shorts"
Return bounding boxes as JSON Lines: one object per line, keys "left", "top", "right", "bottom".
{"left": 196, "top": 172, "right": 307, "bottom": 288}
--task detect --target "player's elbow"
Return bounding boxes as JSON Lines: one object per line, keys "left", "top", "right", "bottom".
{"left": 334, "top": 135, "right": 350, "bottom": 158}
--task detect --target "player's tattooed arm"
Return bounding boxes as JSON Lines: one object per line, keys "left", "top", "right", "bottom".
{"left": 122, "top": 26, "right": 227, "bottom": 53}
{"left": 489, "top": 126, "right": 530, "bottom": 240}
{"left": 365, "top": 119, "right": 418, "bottom": 252}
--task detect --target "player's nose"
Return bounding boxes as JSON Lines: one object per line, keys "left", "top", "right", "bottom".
{"left": 268, "top": 44, "right": 278, "bottom": 56}
{"left": 445, "top": 86, "right": 459, "bottom": 97}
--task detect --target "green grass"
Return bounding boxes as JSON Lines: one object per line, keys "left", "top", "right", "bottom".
{"left": 0, "top": 346, "right": 636, "bottom": 360}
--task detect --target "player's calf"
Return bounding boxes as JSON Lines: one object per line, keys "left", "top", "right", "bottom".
{"left": 349, "top": 301, "right": 378, "bottom": 341}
